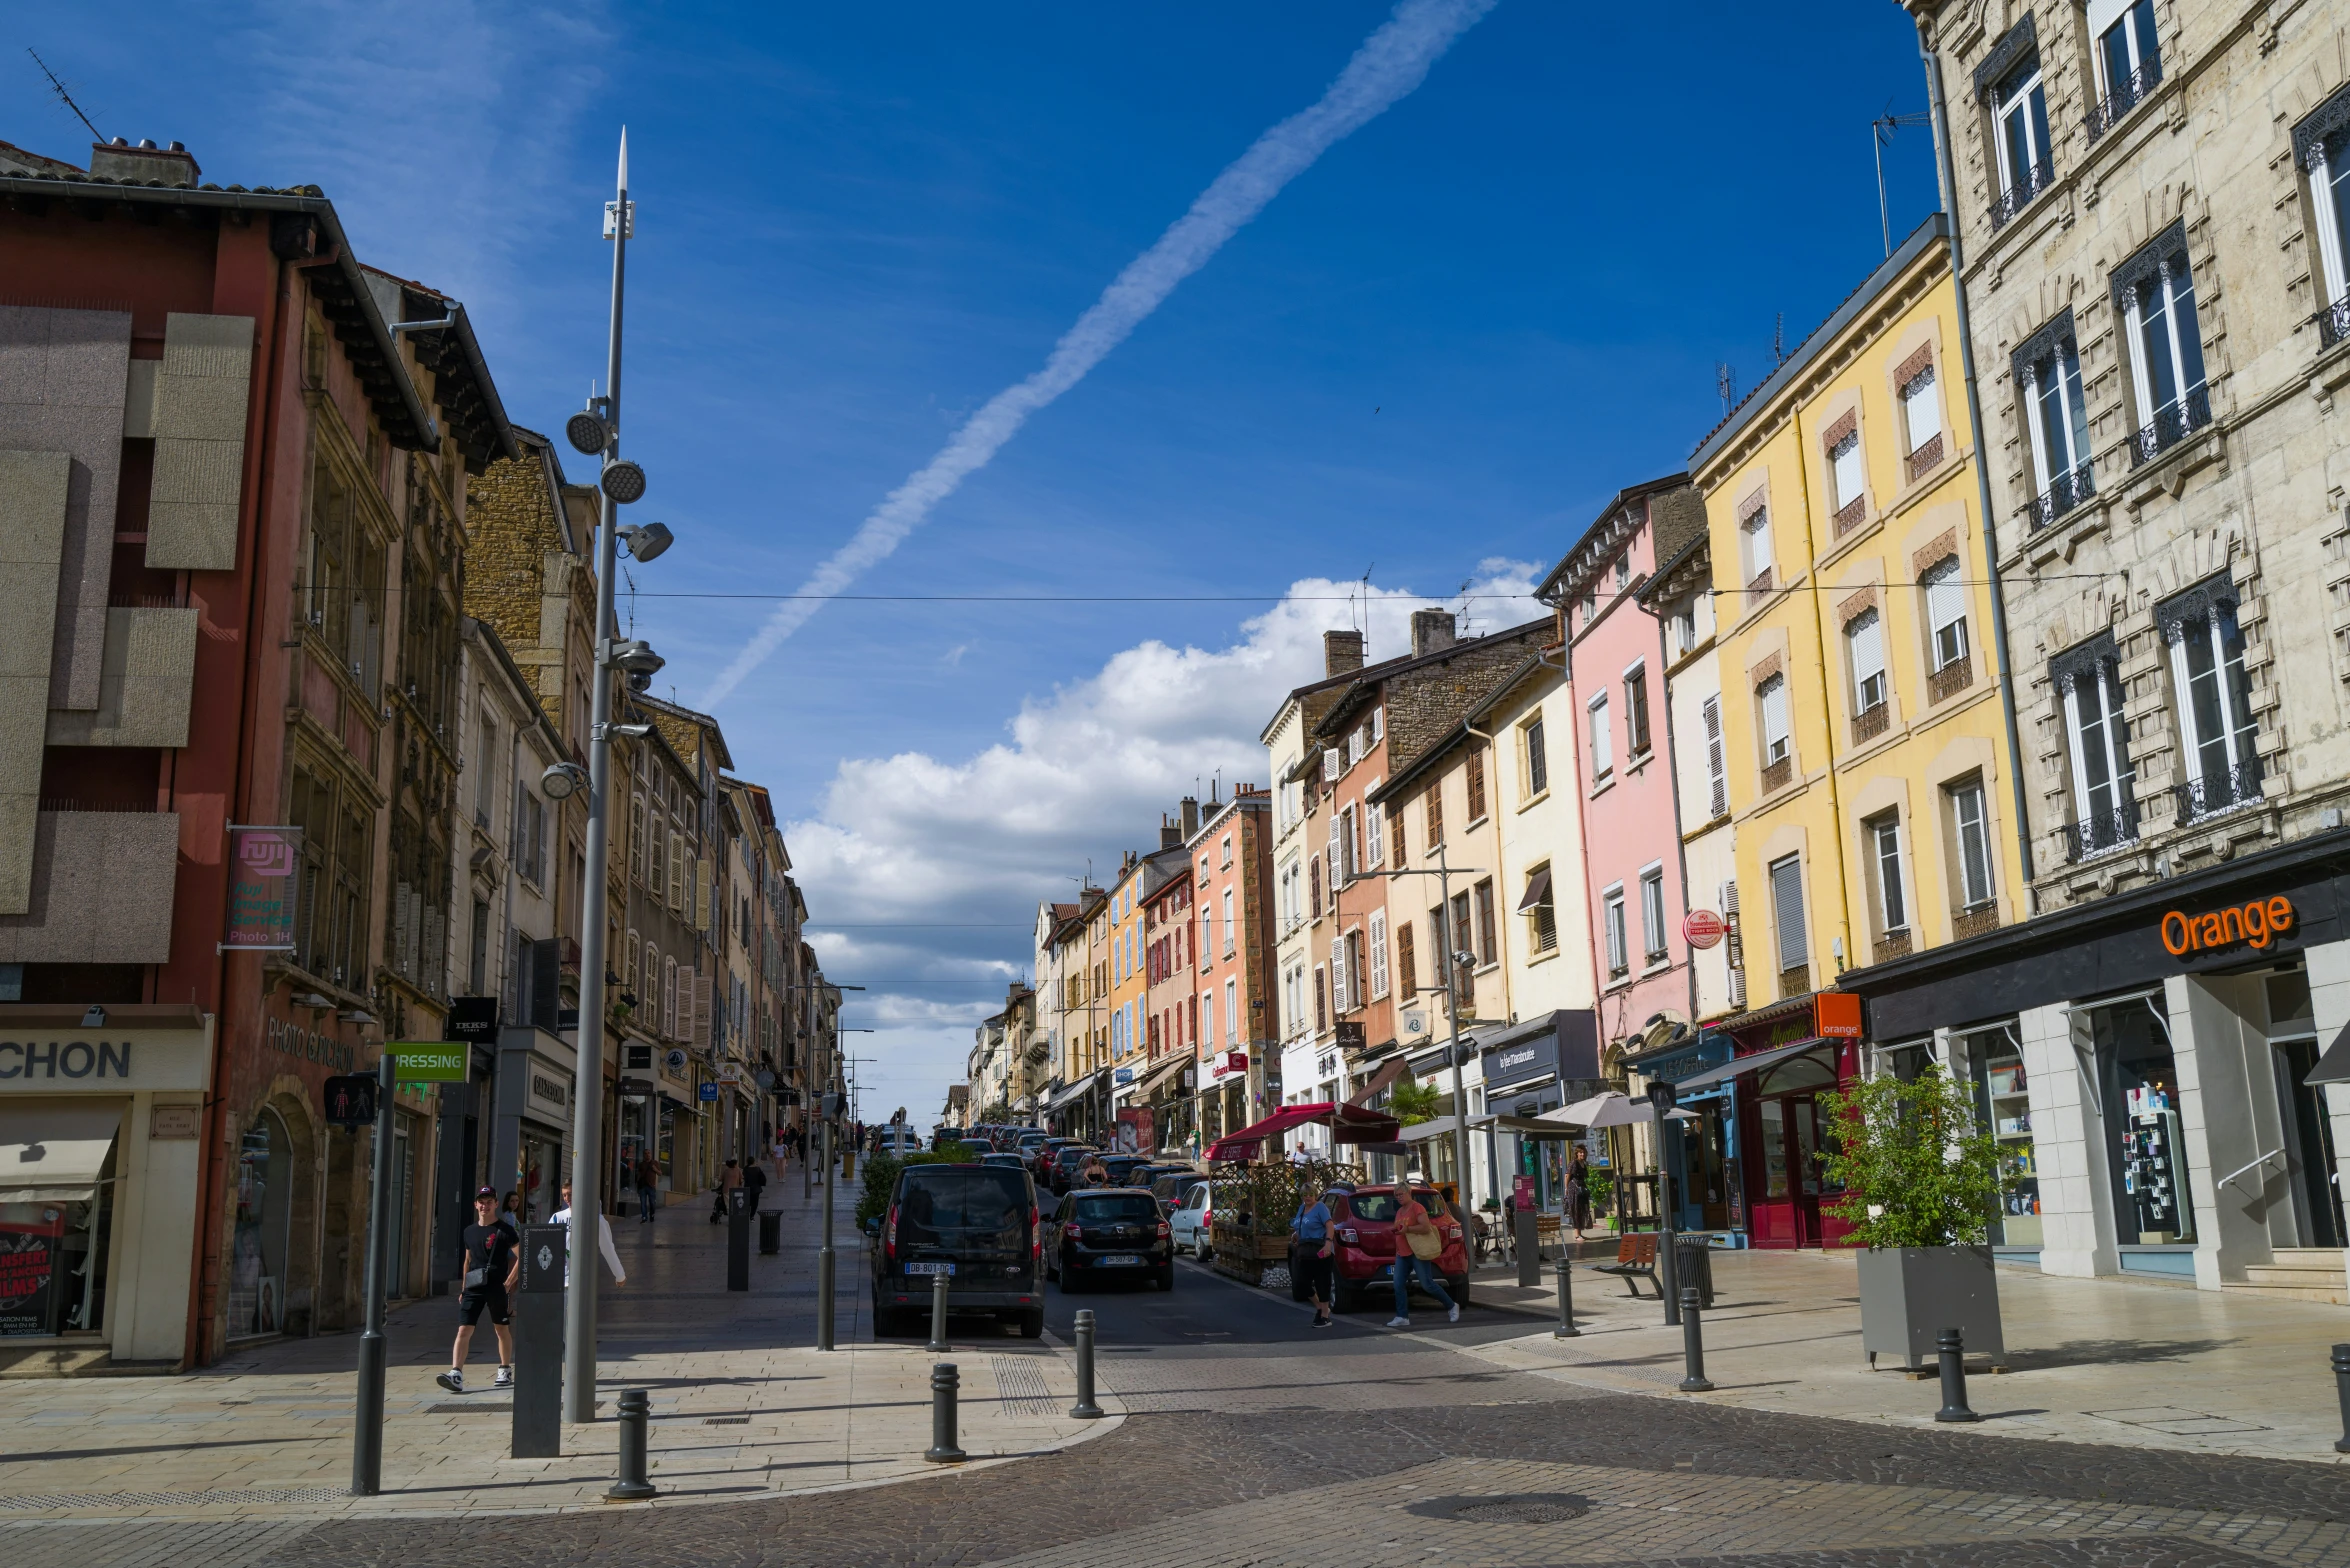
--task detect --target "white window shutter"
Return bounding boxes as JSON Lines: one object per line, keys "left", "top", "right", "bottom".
{"left": 1322, "top": 747, "right": 1340, "bottom": 782}
{"left": 1329, "top": 937, "right": 1347, "bottom": 1014}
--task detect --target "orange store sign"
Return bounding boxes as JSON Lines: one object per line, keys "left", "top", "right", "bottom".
{"left": 2160, "top": 896, "right": 2295, "bottom": 957}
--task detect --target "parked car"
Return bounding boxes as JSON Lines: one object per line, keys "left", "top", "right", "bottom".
{"left": 980, "top": 1152, "right": 1029, "bottom": 1171}
{"left": 1044, "top": 1144, "right": 1097, "bottom": 1194}
{"left": 1323, "top": 1185, "right": 1469, "bottom": 1312}
{"left": 876, "top": 1125, "right": 924, "bottom": 1156}
{"left": 1149, "top": 1170, "right": 1206, "bottom": 1213}
{"left": 1097, "top": 1154, "right": 1153, "bottom": 1187}
{"left": 869, "top": 1162, "right": 1043, "bottom": 1338}
{"left": 1168, "top": 1180, "right": 1214, "bottom": 1258}
{"left": 1045, "top": 1188, "right": 1172, "bottom": 1291}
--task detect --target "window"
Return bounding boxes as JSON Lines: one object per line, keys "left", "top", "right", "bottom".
{"left": 1613, "top": 554, "right": 1631, "bottom": 591}
{"left": 1639, "top": 866, "right": 1668, "bottom": 962}
{"left": 1700, "top": 695, "right": 1728, "bottom": 818}
{"left": 475, "top": 715, "right": 499, "bottom": 822}
{"left": 1624, "top": 663, "right": 1651, "bottom": 756}
{"left": 2119, "top": 228, "right": 2210, "bottom": 462}
{"left": 1990, "top": 48, "right": 2053, "bottom": 226}
{"left": 2018, "top": 318, "right": 2093, "bottom": 526}
{"left": 1830, "top": 430, "right": 1865, "bottom": 518}
{"left": 1588, "top": 692, "right": 1613, "bottom": 777}
{"left": 2162, "top": 582, "right": 2260, "bottom": 818}
{"left": 1602, "top": 885, "right": 1628, "bottom": 977}
{"left": 1901, "top": 363, "right": 1942, "bottom": 463}
{"left": 1225, "top": 978, "right": 1239, "bottom": 1042}
{"left": 1465, "top": 745, "right": 1487, "bottom": 820}
{"left": 1220, "top": 834, "right": 1233, "bottom": 868}
{"left": 1740, "top": 504, "right": 1773, "bottom": 588}
{"left": 1757, "top": 674, "right": 1790, "bottom": 766}
{"left": 519, "top": 792, "right": 547, "bottom": 886}
{"left": 1868, "top": 813, "right": 1907, "bottom": 935}
{"left": 1370, "top": 706, "right": 1384, "bottom": 744}
{"left": 1923, "top": 558, "right": 1969, "bottom": 673}
{"left": 1424, "top": 783, "right": 1443, "bottom": 850}
{"left": 1447, "top": 892, "right": 1471, "bottom": 974}
{"left": 1519, "top": 865, "right": 1557, "bottom": 954}
{"left": 2304, "top": 94, "right": 2350, "bottom": 341}
{"left": 1314, "top": 966, "right": 1328, "bottom": 1032}
{"left": 2088, "top": 0, "right": 2162, "bottom": 138}
{"left": 1847, "top": 608, "right": 1888, "bottom": 713}
{"left": 1396, "top": 916, "right": 1418, "bottom": 997}
{"left": 1768, "top": 853, "right": 1807, "bottom": 974}
{"left": 1522, "top": 714, "right": 1548, "bottom": 796}
{"left": 1473, "top": 878, "right": 1497, "bottom": 966}
{"left": 1364, "top": 795, "right": 1384, "bottom": 869}
{"left": 1368, "top": 910, "right": 1389, "bottom": 1000}
{"left": 1948, "top": 778, "right": 1995, "bottom": 909}
{"left": 629, "top": 791, "right": 646, "bottom": 882}
{"left": 1580, "top": 585, "right": 1597, "bottom": 624}
{"left": 1221, "top": 887, "right": 1236, "bottom": 955}
{"left": 1309, "top": 853, "right": 1323, "bottom": 918}
{"left": 1346, "top": 929, "right": 1367, "bottom": 1009}
{"left": 664, "top": 956, "right": 679, "bottom": 1039}
{"left": 668, "top": 827, "right": 685, "bottom": 909}
{"left": 2056, "top": 637, "right": 2138, "bottom": 858}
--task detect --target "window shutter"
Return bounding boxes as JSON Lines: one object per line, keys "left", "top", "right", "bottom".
{"left": 1769, "top": 856, "right": 1808, "bottom": 971}
{"left": 1396, "top": 918, "right": 1417, "bottom": 998}
{"left": 1322, "top": 747, "right": 1340, "bottom": 782}
{"left": 1702, "top": 697, "right": 1728, "bottom": 817}
{"left": 1329, "top": 937, "right": 1348, "bottom": 1013}
{"left": 530, "top": 937, "right": 562, "bottom": 1032}
{"left": 1368, "top": 910, "right": 1389, "bottom": 999}
{"left": 1924, "top": 558, "right": 1965, "bottom": 639}
{"left": 1466, "top": 747, "right": 1486, "bottom": 819}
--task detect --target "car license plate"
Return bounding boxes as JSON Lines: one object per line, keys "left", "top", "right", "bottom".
{"left": 1098, "top": 1254, "right": 1141, "bottom": 1267}
{"left": 906, "top": 1261, "right": 955, "bottom": 1276}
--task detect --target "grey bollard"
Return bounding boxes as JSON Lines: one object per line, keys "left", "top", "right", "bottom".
{"left": 605, "top": 1388, "right": 657, "bottom": 1500}
{"left": 925, "top": 1362, "right": 966, "bottom": 1462}
{"left": 1676, "top": 1286, "right": 1714, "bottom": 1392}
{"left": 1935, "top": 1328, "right": 1980, "bottom": 1423}
{"left": 1514, "top": 1207, "right": 1539, "bottom": 1287}
{"left": 759, "top": 1209, "right": 781, "bottom": 1255}
{"left": 1554, "top": 1253, "right": 1580, "bottom": 1338}
{"left": 927, "top": 1271, "right": 951, "bottom": 1353}
{"left": 2335, "top": 1345, "right": 2350, "bottom": 1454}
{"left": 1069, "top": 1308, "right": 1105, "bottom": 1419}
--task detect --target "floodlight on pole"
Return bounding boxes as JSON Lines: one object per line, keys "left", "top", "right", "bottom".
{"left": 619, "top": 522, "right": 672, "bottom": 562}
{"left": 599, "top": 459, "right": 647, "bottom": 504}
{"left": 540, "top": 762, "right": 588, "bottom": 800}
{"left": 565, "top": 410, "right": 608, "bottom": 456}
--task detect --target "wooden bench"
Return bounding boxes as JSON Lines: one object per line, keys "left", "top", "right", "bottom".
{"left": 1590, "top": 1232, "right": 1660, "bottom": 1297}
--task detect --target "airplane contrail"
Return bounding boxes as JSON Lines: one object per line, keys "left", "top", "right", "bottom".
{"left": 701, "top": 0, "right": 1498, "bottom": 708}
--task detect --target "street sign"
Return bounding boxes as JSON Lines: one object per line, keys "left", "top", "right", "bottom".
{"left": 698, "top": 1082, "right": 720, "bottom": 1102}
{"left": 1683, "top": 909, "right": 1727, "bottom": 949}
{"left": 388, "top": 1043, "right": 467, "bottom": 1082}
{"left": 444, "top": 996, "right": 499, "bottom": 1044}
{"left": 323, "top": 1074, "right": 379, "bottom": 1128}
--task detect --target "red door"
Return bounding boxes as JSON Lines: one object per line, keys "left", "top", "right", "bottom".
{"left": 1738, "top": 1045, "right": 1858, "bottom": 1249}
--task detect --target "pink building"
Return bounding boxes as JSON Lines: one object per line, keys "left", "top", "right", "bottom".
{"left": 1537, "top": 476, "right": 1711, "bottom": 1073}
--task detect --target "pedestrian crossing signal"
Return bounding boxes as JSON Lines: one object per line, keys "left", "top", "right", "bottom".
{"left": 324, "top": 1073, "right": 379, "bottom": 1128}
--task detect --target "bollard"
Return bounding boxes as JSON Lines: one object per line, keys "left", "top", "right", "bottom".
{"left": 2333, "top": 1345, "right": 2350, "bottom": 1454}
{"left": 927, "top": 1271, "right": 951, "bottom": 1353}
{"left": 1554, "top": 1253, "right": 1581, "bottom": 1338}
{"left": 605, "top": 1388, "right": 658, "bottom": 1501}
{"left": 924, "top": 1362, "right": 966, "bottom": 1462}
{"left": 1514, "top": 1207, "right": 1540, "bottom": 1288}
{"left": 1069, "top": 1307, "right": 1105, "bottom": 1419}
{"left": 1935, "top": 1328, "right": 1980, "bottom": 1423}
{"left": 759, "top": 1208, "right": 781, "bottom": 1255}
{"left": 1676, "top": 1286, "right": 1714, "bottom": 1392}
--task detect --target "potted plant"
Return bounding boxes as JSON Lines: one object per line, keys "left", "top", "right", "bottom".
{"left": 1818, "top": 1064, "right": 2009, "bottom": 1371}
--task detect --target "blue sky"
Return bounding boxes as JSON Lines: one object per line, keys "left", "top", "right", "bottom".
{"left": 20, "top": 1, "right": 1939, "bottom": 1123}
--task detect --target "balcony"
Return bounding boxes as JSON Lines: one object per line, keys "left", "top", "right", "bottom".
{"left": 2059, "top": 798, "right": 2141, "bottom": 863}
{"left": 2173, "top": 756, "right": 2263, "bottom": 823}
{"left": 2316, "top": 292, "right": 2350, "bottom": 351}
{"left": 1928, "top": 656, "right": 1974, "bottom": 704}
{"left": 2085, "top": 60, "right": 2161, "bottom": 141}
{"left": 1833, "top": 494, "right": 1868, "bottom": 537}
{"left": 1904, "top": 433, "right": 1944, "bottom": 483}
{"left": 1747, "top": 568, "right": 1774, "bottom": 597}
{"left": 1952, "top": 903, "right": 2001, "bottom": 942}
{"left": 1851, "top": 702, "right": 1890, "bottom": 746}
{"left": 2024, "top": 463, "right": 2095, "bottom": 531}
{"left": 2129, "top": 385, "right": 2213, "bottom": 467}
{"left": 1760, "top": 755, "right": 1793, "bottom": 795}
{"left": 1873, "top": 929, "right": 1912, "bottom": 964}
{"left": 1990, "top": 158, "right": 2056, "bottom": 231}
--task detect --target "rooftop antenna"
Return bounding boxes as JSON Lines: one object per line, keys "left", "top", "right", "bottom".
{"left": 1872, "top": 103, "right": 1932, "bottom": 257}
{"left": 27, "top": 49, "right": 102, "bottom": 144}
{"left": 1771, "top": 313, "right": 1787, "bottom": 367}
{"left": 1716, "top": 363, "right": 1737, "bottom": 417}
{"left": 623, "top": 565, "right": 638, "bottom": 634}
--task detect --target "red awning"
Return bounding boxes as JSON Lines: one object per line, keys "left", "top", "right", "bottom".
{"left": 1203, "top": 1101, "right": 1401, "bottom": 1162}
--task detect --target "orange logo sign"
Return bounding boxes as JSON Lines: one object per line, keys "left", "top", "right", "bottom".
{"left": 2161, "top": 896, "right": 2294, "bottom": 956}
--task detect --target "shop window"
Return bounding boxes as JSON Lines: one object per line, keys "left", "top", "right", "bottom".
{"left": 2083, "top": 994, "right": 2196, "bottom": 1247}
{"left": 2158, "top": 577, "right": 2260, "bottom": 821}
{"left": 0, "top": 1105, "right": 118, "bottom": 1339}
{"left": 1961, "top": 1024, "right": 2039, "bottom": 1248}
{"left": 228, "top": 1108, "right": 291, "bottom": 1341}
{"left": 2266, "top": 970, "right": 2347, "bottom": 1249}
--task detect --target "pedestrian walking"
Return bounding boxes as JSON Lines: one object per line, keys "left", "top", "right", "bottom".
{"left": 710, "top": 1158, "right": 742, "bottom": 1223}
{"left": 550, "top": 1181, "right": 628, "bottom": 1288}
{"left": 1567, "top": 1145, "right": 1594, "bottom": 1241}
{"left": 1385, "top": 1183, "right": 1458, "bottom": 1329}
{"left": 1294, "top": 1189, "right": 1336, "bottom": 1328}
{"left": 742, "top": 1157, "right": 768, "bottom": 1210}
{"left": 633, "top": 1154, "right": 662, "bottom": 1223}
{"left": 437, "top": 1187, "right": 520, "bottom": 1393}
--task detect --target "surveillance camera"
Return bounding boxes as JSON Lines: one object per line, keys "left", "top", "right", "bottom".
{"left": 609, "top": 638, "right": 664, "bottom": 676}
{"left": 627, "top": 670, "right": 652, "bottom": 693}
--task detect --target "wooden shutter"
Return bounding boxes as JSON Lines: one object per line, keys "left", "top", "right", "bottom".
{"left": 1396, "top": 918, "right": 1417, "bottom": 999}
{"left": 1465, "top": 745, "right": 1486, "bottom": 819}
{"left": 694, "top": 967, "right": 713, "bottom": 1047}
{"left": 1426, "top": 783, "right": 1443, "bottom": 848}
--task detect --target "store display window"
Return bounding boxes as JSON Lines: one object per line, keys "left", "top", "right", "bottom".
{"left": 1962, "top": 1023, "right": 2038, "bottom": 1247}
{"left": 2085, "top": 995, "right": 2195, "bottom": 1246}
{"left": 229, "top": 1110, "right": 292, "bottom": 1340}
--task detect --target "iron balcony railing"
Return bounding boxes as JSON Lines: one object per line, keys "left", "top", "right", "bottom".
{"left": 2317, "top": 292, "right": 2350, "bottom": 350}
{"left": 2085, "top": 60, "right": 2162, "bottom": 141}
{"left": 1904, "top": 432, "right": 1945, "bottom": 483}
{"left": 1928, "top": 656, "right": 1975, "bottom": 704}
{"left": 2024, "top": 462, "right": 2095, "bottom": 530}
{"left": 1952, "top": 903, "right": 2001, "bottom": 942}
{"left": 2173, "top": 756, "right": 2263, "bottom": 823}
{"left": 2129, "top": 384, "right": 2213, "bottom": 467}
{"left": 2059, "top": 797, "right": 2141, "bottom": 863}
{"left": 1851, "top": 701, "right": 1891, "bottom": 746}
{"left": 1991, "top": 158, "right": 2056, "bottom": 230}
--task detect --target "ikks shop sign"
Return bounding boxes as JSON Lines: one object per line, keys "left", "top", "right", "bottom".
{"left": 2161, "top": 895, "right": 2296, "bottom": 957}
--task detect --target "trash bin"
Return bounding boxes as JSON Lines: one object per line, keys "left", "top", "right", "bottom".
{"left": 759, "top": 1209, "right": 781, "bottom": 1255}
{"left": 1673, "top": 1237, "right": 1715, "bottom": 1308}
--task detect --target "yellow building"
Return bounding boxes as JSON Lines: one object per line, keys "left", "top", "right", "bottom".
{"left": 1692, "top": 214, "right": 2025, "bottom": 1054}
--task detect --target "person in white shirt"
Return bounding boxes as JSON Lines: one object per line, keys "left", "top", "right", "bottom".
{"left": 550, "top": 1181, "right": 627, "bottom": 1288}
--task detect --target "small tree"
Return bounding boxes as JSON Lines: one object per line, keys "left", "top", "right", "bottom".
{"left": 1817, "top": 1065, "right": 2005, "bottom": 1249}
{"left": 1387, "top": 1072, "right": 1444, "bottom": 1126}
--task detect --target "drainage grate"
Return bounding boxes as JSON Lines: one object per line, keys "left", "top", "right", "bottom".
{"left": 0, "top": 1486, "right": 348, "bottom": 1511}
{"left": 704, "top": 1416, "right": 749, "bottom": 1425}
{"left": 1406, "top": 1494, "right": 1592, "bottom": 1525}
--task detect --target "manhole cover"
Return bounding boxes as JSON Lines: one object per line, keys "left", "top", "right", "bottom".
{"left": 1406, "top": 1493, "right": 1591, "bottom": 1524}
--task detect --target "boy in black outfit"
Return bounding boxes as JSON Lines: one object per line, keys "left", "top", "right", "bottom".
{"left": 437, "top": 1186, "right": 520, "bottom": 1392}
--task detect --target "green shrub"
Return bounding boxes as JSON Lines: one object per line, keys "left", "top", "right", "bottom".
{"left": 1818, "top": 1066, "right": 2006, "bottom": 1249}
{"left": 855, "top": 1143, "right": 980, "bottom": 1226}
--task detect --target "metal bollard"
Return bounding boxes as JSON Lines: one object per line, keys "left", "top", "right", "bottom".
{"left": 605, "top": 1388, "right": 658, "bottom": 1501}
{"left": 1554, "top": 1253, "right": 1580, "bottom": 1339}
{"left": 2333, "top": 1345, "right": 2350, "bottom": 1453}
{"left": 927, "top": 1271, "right": 951, "bottom": 1353}
{"left": 1676, "top": 1286, "right": 1714, "bottom": 1392}
{"left": 1069, "top": 1307, "right": 1105, "bottom": 1419}
{"left": 1935, "top": 1328, "right": 1980, "bottom": 1423}
{"left": 924, "top": 1362, "right": 966, "bottom": 1462}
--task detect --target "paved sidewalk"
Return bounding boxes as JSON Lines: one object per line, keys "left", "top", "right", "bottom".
{"left": 0, "top": 1169, "right": 1119, "bottom": 1522}
{"left": 1447, "top": 1246, "right": 2350, "bottom": 1464}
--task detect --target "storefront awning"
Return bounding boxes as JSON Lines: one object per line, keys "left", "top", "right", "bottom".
{"left": 1204, "top": 1101, "right": 1400, "bottom": 1161}
{"left": 0, "top": 1104, "right": 123, "bottom": 1203}
{"left": 2306, "top": 1022, "right": 2350, "bottom": 1086}
{"left": 1348, "top": 1054, "right": 1409, "bottom": 1106}
{"left": 1045, "top": 1072, "right": 1103, "bottom": 1113}
{"left": 1133, "top": 1053, "right": 1189, "bottom": 1101}
{"left": 1670, "top": 1039, "right": 1824, "bottom": 1093}
{"left": 1399, "top": 1113, "right": 1462, "bottom": 1143}
{"left": 1471, "top": 1113, "right": 1583, "bottom": 1141}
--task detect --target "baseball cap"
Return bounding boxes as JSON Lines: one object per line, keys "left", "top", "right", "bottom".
{"left": 474, "top": 1185, "right": 499, "bottom": 1199}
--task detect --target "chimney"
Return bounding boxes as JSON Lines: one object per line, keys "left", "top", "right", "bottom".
{"left": 1160, "top": 816, "right": 1182, "bottom": 851}
{"left": 1410, "top": 609, "right": 1457, "bottom": 658}
{"left": 1180, "top": 796, "right": 1200, "bottom": 839}
{"left": 1323, "top": 629, "right": 1364, "bottom": 678}
{"left": 88, "top": 137, "right": 200, "bottom": 188}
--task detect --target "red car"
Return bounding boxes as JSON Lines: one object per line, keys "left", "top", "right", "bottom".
{"left": 1324, "top": 1185, "right": 1470, "bottom": 1313}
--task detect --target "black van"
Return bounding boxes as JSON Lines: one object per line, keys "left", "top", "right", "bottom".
{"left": 870, "top": 1162, "right": 1042, "bottom": 1338}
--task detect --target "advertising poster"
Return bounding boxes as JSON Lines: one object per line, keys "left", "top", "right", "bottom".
{"left": 1114, "top": 1107, "right": 1153, "bottom": 1155}
{"left": 225, "top": 825, "right": 302, "bottom": 951}
{"left": 0, "top": 1207, "right": 65, "bottom": 1336}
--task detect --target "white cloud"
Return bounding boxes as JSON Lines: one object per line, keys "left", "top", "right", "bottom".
{"left": 794, "top": 564, "right": 1541, "bottom": 1122}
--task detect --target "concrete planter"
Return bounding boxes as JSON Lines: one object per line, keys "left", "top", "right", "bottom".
{"left": 1854, "top": 1245, "right": 2005, "bottom": 1370}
